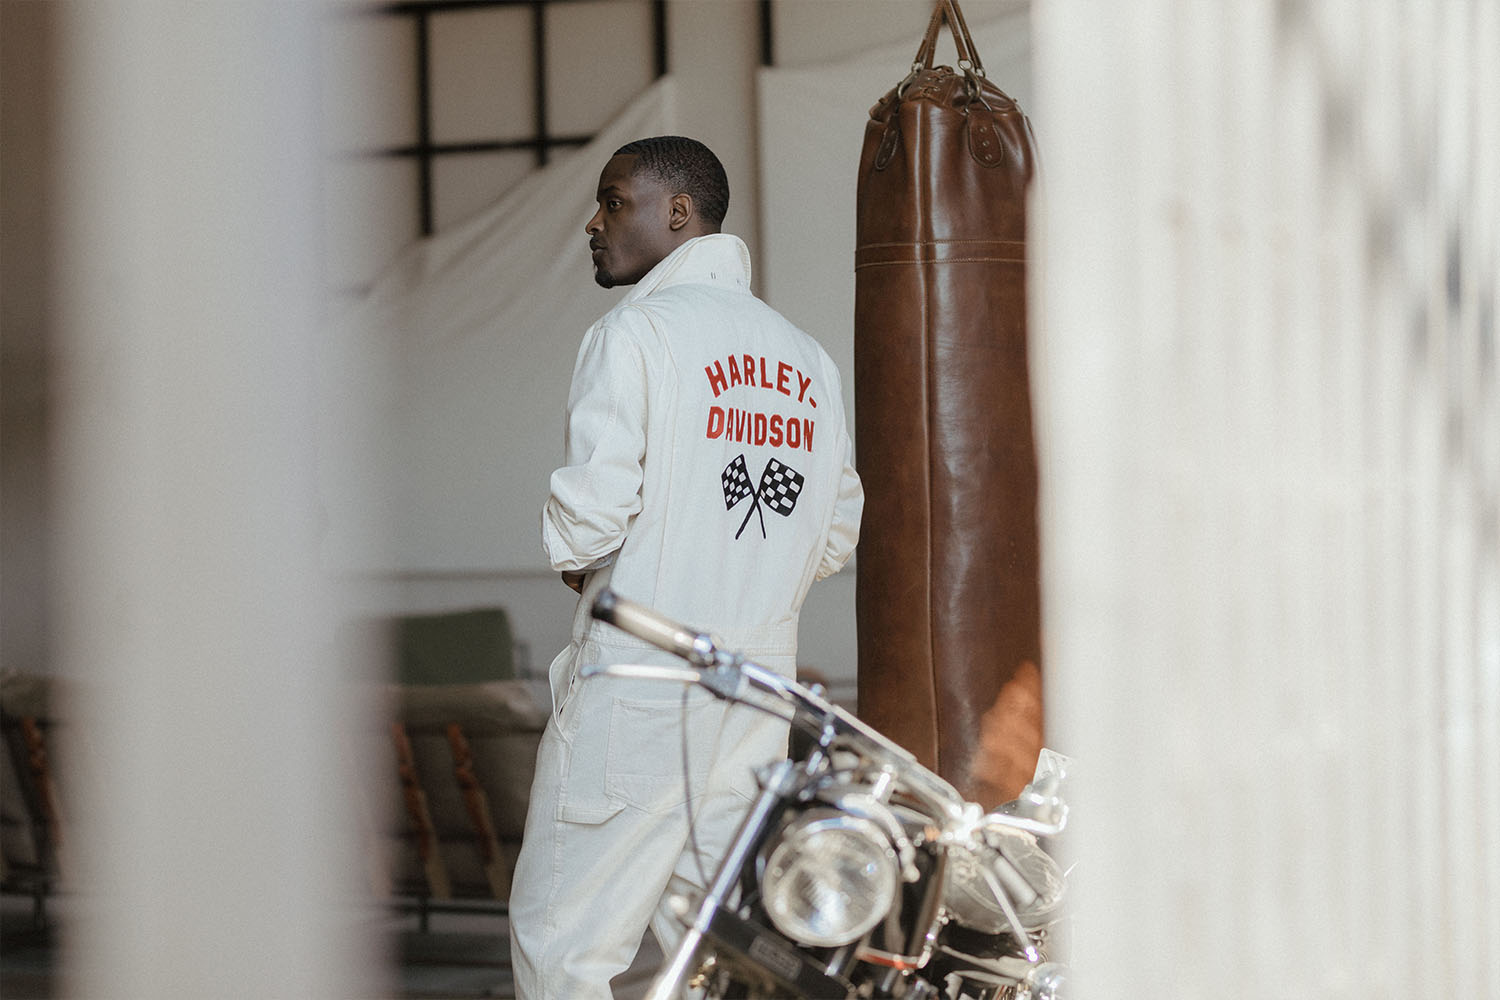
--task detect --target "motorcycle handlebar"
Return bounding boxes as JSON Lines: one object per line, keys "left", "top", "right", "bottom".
{"left": 591, "top": 589, "right": 716, "bottom": 666}
{"left": 589, "top": 588, "right": 973, "bottom": 824}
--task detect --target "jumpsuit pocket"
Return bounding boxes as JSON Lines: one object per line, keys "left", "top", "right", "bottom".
{"left": 545, "top": 643, "right": 577, "bottom": 724}
{"left": 604, "top": 694, "right": 720, "bottom": 815}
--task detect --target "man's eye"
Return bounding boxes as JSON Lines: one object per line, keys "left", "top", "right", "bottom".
{"left": 607, "top": 200, "right": 622, "bottom": 210}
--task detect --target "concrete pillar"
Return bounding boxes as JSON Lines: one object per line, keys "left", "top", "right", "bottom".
{"left": 1033, "top": 0, "right": 1500, "bottom": 994}
{"left": 53, "top": 4, "right": 381, "bottom": 996}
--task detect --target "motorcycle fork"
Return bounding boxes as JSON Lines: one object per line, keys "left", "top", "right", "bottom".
{"left": 648, "top": 758, "right": 804, "bottom": 1000}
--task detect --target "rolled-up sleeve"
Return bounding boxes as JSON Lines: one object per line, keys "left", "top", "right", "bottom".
{"left": 541, "top": 318, "right": 649, "bottom": 572}
{"left": 816, "top": 425, "right": 863, "bottom": 581}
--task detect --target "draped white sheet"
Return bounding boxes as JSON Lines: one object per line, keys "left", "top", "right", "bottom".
{"left": 320, "top": 80, "right": 679, "bottom": 572}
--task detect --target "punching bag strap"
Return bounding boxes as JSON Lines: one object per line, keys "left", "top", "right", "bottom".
{"left": 912, "top": 0, "right": 986, "bottom": 76}
{"left": 886, "top": 0, "right": 1003, "bottom": 169}
{"left": 911, "top": 1, "right": 946, "bottom": 70}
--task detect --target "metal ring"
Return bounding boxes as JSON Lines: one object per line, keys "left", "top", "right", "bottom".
{"left": 896, "top": 64, "right": 923, "bottom": 100}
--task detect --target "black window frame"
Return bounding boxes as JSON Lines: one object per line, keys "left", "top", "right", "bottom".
{"left": 348, "top": 0, "right": 670, "bottom": 237}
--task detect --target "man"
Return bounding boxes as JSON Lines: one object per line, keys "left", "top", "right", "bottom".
{"left": 509, "top": 135, "right": 863, "bottom": 999}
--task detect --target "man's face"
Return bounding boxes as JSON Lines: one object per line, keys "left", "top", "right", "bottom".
{"left": 586, "top": 154, "right": 676, "bottom": 288}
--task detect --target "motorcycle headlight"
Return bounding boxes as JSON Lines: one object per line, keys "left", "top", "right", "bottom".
{"left": 759, "top": 810, "right": 899, "bottom": 947}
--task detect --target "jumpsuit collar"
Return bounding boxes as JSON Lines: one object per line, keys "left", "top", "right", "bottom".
{"left": 621, "top": 233, "right": 752, "bottom": 305}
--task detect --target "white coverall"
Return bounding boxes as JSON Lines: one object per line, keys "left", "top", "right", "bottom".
{"left": 510, "top": 233, "right": 863, "bottom": 999}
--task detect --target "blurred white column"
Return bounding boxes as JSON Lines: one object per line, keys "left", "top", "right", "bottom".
{"left": 53, "top": 3, "right": 382, "bottom": 997}
{"left": 1032, "top": 0, "right": 1498, "bottom": 996}
{"left": 667, "top": 0, "right": 763, "bottom": 273}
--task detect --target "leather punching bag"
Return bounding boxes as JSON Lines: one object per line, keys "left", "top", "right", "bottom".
{"left": 853, "top": 0, "right": 1042, "bottom": 806}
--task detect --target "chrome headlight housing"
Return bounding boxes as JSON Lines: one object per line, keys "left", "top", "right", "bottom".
{"left": 759, "top": 809, "right": 899, "bottom": 947}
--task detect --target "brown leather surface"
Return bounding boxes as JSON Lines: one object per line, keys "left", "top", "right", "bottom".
{"left": 853, "top": 4, "right": 1042, "bottom": 807}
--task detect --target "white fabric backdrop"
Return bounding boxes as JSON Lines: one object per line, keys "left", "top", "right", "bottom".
{"left": 320, "top": 80, "right": 679, "bottom": 573}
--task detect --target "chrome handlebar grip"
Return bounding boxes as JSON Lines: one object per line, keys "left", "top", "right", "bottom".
{"left": 590, "top": 588, "right": 970, "bottom": 820}
{"left": 591, "top": 588, "right": 716, "bottom": 666}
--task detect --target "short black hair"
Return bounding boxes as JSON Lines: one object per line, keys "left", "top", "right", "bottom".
{"left": 613, "top": 135, "right": 730, "bottom": 229}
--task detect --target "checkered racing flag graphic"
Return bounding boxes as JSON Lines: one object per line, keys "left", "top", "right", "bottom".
{"left": 722, "top": 453, "right": 804, "bottom": 539}
{"left": 721, "top": 454, "right": 754, "bottom": 510}
{"left": 758, "top": 458, "right": 804, "bottom": 516}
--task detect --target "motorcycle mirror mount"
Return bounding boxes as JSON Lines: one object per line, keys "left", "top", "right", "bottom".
{"left": 987, "top": 750, "right": 1072, "bottom": 837}
{"left": 983, "top": 804, "right": 1067, "bottom": 840}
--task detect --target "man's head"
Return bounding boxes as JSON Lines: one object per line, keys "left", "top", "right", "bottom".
{"left": 585, "top": 135, "right": 729, "bottom": 288}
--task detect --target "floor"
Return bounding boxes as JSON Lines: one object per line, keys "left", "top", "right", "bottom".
{"left": 0, "top": 893, "right": 663, "bottom": 999}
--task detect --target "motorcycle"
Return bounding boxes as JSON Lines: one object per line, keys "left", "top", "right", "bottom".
{"left": 585, "top": 589, "right": 1072, "bottom": 1000}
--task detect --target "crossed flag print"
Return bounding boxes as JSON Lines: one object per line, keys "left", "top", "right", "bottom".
{"left": 721, "top": 454, "right": 805, "bottom": 539}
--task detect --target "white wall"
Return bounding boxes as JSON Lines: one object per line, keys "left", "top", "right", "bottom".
{"left": 772, "top": 0, "right": 984, "bottom": 66}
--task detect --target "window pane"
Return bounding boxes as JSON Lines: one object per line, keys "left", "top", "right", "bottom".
{"left": 545, "top": 0, "right": 655, "bottom": 136}
{"left": 431, "top": 150, "right": 536, "bottom": 231}
{"left": 430, "top": 6, "right": 534, "bottom": 145}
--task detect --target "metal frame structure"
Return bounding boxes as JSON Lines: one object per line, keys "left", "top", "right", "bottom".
{"left": 351, "top": 0, "right": 670, "bottom": 236}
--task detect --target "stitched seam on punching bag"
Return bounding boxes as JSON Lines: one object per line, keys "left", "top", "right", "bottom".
{"left": 854, "top": 240, "right": 1026, "bottom": 271}
{"left": 854, "top": 257, "right": 1026, "bottom": 271}
{"left": 857, "top": 238, "right": 1027, "bottom": 250}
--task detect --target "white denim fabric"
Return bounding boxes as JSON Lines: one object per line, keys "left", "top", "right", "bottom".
{"left": 511, "top": 234, "right": 862, "bottom": 999}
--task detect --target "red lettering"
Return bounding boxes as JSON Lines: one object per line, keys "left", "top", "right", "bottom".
{"left": 742, "top": 354, "right": 755, "bottom": 387}
{"left": 727, "top": 354, "right": 742, "bottom": 388}
{"left": 797, "top": 372, "right": 813, "bottom": 403}
{"left": 712, "top": 406, "right": 815, "bottom": 451}
{"left": 705, "top": 361, "right": 728, "bottom": 397}
{"left": 759, "top": 357, "right": 773, "bottom": 389}
{"left": 776, "top": 361, "right": 792, "bottom": 396}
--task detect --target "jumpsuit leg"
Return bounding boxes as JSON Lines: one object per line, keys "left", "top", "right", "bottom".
{"left": 648, "top": 701, "right": 792, "bottom": 975}
{"left": 510, "top": 710, "right": 693, "bottom": 1000}
{"left": 512, "top": 664, "right": 790, "bottom": 999}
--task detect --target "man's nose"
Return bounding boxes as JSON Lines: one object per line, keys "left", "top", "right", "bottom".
{"left": 585, "top": 210, "right": 602, "bottom": 235}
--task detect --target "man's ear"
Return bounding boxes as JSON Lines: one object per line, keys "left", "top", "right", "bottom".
{"left": 667, "top": 192, "right": 695, "bottom": 232}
